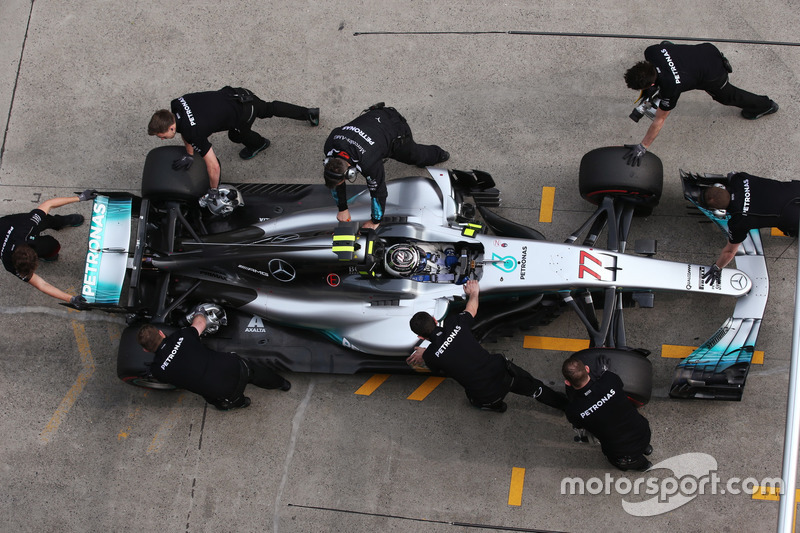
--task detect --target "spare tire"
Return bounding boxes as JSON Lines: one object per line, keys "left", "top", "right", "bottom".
{"left": 572, "top": 347, "right": 652, "bottom": 405}
{"left": 141, "top": 146, "right": 209, "bottom": 201}
{"left": 578, "top": 146, "right": 663, "bottom": 212}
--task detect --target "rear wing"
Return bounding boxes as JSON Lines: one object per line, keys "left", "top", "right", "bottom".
{"left": 80, "top": 195, "right": 135, "bottom": 305}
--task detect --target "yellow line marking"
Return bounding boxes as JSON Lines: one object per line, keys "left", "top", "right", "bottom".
{"left": 508, "top": 467, "right": 526, "bottom": 506}
{"left": 407, "top": 377, "right": 446, "bottom": 401}
{"left": 108, "top": 323, "right": 122, "bottom": 343}
{"left": 751, "top": 485, "right": 782, "bottom": 501}
{"left": 661, "top": 344, "right": 764, "bottom": 364}
{"left": 354, "top": 374, "right": 390, "bottom": 396}
{"left": 39, "top": 321, "right": 96, "bottom": 444}
{"left": 523, "top": 336, "right": 590, "bottom": 351}
{"left": 751, "top": 486, "right": 800, "bottom": 533}
{"left": 661, "top": 345, "right": 697, "bottom": 358}
{"left": 118, "top": 391, "right": 149, "bottom": 440}
{"left": 118, "top": 407, "right": 142, "bottom": 440}
{"left": 147, "top": 394, "right": 185, "bottom": 454}
{"left": 771, "top": 227, "right": 787, "bottom": 237}
{"left": 539, "top": 187, "right": 555, "bottom": 223}
{"left": 525, "top": 338, "right": 765, "bottom": 365}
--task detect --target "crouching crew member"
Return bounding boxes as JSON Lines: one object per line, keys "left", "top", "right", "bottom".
{"left": 137, "top": 304, "right": 291, "bottom": 410}
{"left": 623, "top": 42, "right": 778, "bottom": 165}
{"left": 149, "top": 86, "right": 319, "bottom": 194}
{"left": 323, "top": 103, "right": 449, "bottom": 230}
{"left": 407, "top": 280, "right": 567, "bottom": 413}
{"left": 562, "top": 356, "right": 652, "bottom": 471}
{"left": 1, "top": 190, "right": 96, "bottom": 307}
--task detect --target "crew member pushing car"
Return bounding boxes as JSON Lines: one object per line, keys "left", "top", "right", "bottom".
{"left": 323, "top": 103, "right": 450, "bottom": 229}
{"left": 1, "top": 191, "right": 96, "bottom": 308}
{"left": 562, "top": 356, "right": 653, "bottom": 471}
{"left": 148, "top": 86, "right": 319, "bottom": 196}
{"left": 407, "top": 280, "right": 567, "bottom": 413}
{"left": 623, "top": 42, "right": 778, "bottom": 166}
{"left": 702, "top": 172, "right": 800, "bottom": 284}
{"left": 137, "top": 304, "right": 291, "bottom": 410}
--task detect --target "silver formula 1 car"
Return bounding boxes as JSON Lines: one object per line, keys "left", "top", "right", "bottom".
{"left": 84, "top": 145, "right": 767, "bottom": 402}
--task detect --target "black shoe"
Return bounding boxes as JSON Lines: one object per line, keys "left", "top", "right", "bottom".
{"left": 280, "top": 378, "right": 291, "bottom": 392}
{"left": 307, "top": 108, "right": 319, "bottom": 126}
{"left": 52, "top": 214, "right": 84, "bottom": 229}
{"left": 742, "top": 100, "right": 778, "bottom": 120}
{"left": 644, "top": 445, "right": 653, "bottom": 456}
{"left": 616, "top": 456, "right": 651, "bottom": 472}
{"left": 65, "top": 214, "right": 84, "bottom": 227}
{"left": 416, "top": 151, "right": 450, "bottom": 169}
{"left": 480, "top": 401, "right": 507, "bottom": 413}
{"left": 239, "top": 139, "right": 270, "bottom": 160}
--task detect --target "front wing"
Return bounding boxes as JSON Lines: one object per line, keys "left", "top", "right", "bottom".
{"left": 669, "top": 185, "right": 770, "bottom": 400}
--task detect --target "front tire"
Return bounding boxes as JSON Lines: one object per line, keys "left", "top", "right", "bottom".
{"left": 572, "top": 347, "right": 653, "bottom": 405}
{"left": 578, "top": 146, "right": 663, "bottom": 214}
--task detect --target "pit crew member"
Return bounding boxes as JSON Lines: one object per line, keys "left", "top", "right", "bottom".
{"left": 148, "top": 86, "right": 319, "bottom": 193}
{"left": 137, "top": 305, "right": 291, "bottom": 410}
{"left": 407, "top": 280, "right": 567, "bottom": 413}
{"left": 1, "top": 191, "right": 96, "bottom": 307}
{"left": 623, "top": 42, "right": 777, "bottom": 165}
{"left": 702, "top": 172, "right": 800, "bottom": 284}
{"left": 562, "top": 356, "right": 652, "bottom": 472}
{"left": 323, "top": 103, "right": 450, "bottom": 230}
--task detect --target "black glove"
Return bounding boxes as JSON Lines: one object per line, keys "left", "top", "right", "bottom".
{"left": 69, "top": 295, "right": 90, "bottom": 310}
{"left": 77, "top": 189, "right": 98, "bottom": 202}
{"left": 596, "top": 353, "right": 611, "bottom": 374}
{"left": 623, "top": 143, "right": 647, "bottom": 167}
{"left": 704, "top": 264, "right": 722, "bottom": 285}
{"left": 172, "top": 153, "right": 194, "bottom": 171}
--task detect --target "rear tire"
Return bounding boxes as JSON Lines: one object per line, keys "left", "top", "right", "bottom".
{"left": 141, "top": 146, "right": 209, "bottom": 201}
{"left": 121, "top": 375, "right": 176, "bottom": 390}
{"left": 117, "top": 325, "right": 176, "bottom": 390}
{"left": 573, "top": 347, "right": 652, "bottom": 405}
{"left": 578, "top": 146, "right": 663, "bottom": 214}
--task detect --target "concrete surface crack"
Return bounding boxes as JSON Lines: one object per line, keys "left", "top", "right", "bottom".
{"left": 0, "top": 0, "right": 35, "bottom": 168}
{"left": 184, "top": 404, "right": 207, "bottom": 533}
{"left": 273, "top": 381, "right": 315, "bottom": 532}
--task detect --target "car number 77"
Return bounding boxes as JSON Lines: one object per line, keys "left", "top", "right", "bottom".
{"left": 578, "top": 250, "right": 617, "bottom": 281}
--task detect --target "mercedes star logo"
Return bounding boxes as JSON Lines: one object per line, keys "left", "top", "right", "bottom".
{"left": 268, "top": 259, "right": 296, "bottom": 282}
{"left": 730, "top": 273, "right": 747, "bottom": 291}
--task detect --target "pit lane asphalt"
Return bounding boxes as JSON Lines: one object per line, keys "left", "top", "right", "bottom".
{"left": 1, "top": 1, "right": 799, "bottom": 532}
